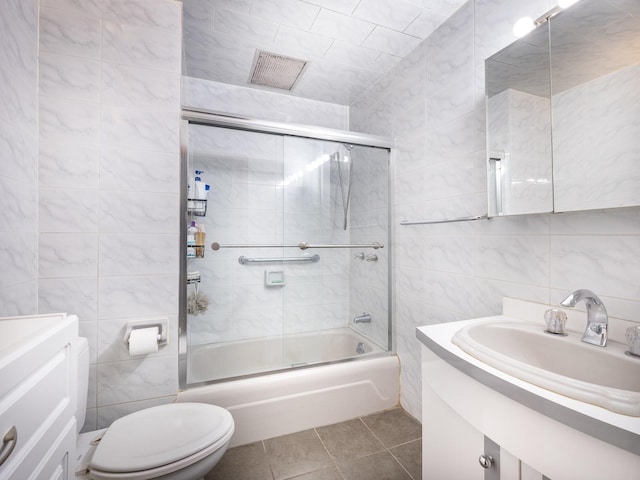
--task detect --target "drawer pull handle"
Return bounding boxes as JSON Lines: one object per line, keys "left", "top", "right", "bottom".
{"left": 0, "top": 426, "right": 17, "bottom": 467}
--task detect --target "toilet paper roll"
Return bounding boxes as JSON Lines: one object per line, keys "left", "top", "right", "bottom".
{"left": 128, "top": 326, "right": 159, "bottom": 356}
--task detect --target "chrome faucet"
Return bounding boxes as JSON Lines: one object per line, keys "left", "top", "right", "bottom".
{"left": 353, "top": 313, "right": 371, "bottom": 324}
{"left": 560, "top": 289, "right": 608, "bottom": 347}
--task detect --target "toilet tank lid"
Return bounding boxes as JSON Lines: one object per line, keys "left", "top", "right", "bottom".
{"left": 90, "top": 403, "right": 234, "bottom": 473}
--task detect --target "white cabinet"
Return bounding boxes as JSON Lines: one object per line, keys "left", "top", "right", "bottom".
{"left": 420, "top": 339, "right": 640, "bottom": 480}
{"left": 0, "top": 313, "right": 78, "bottom": 480}
{"left": 423, "top": 375, "right": 545, "bottom": 480}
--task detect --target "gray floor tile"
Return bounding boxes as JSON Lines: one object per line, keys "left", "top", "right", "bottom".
{"left": 316, "top": 419, "right": 385, "bottom": 462}
{"left": 390, "top": 439, "right": 422, "bottom": 480}
{"left": 362, "top": 408, "right": 421, "bottom": 448}
{"left": 286, "top": 466, "right": 344, "bottom": 480}
{"left": 205, "top": 441, "right": 273, "bottom": 480}
{"left": 338, "top": 451, "right": 412, "bottom": 480}
{"left": 265, "top": 429, "right": 333, "bottom": 480}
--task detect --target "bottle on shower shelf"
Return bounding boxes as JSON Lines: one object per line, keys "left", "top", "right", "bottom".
{"left": 195, "top": 224, "right": 206, "bottom": 258}
{"left": 187, "top": 221, "right": 197, "bottom": 258}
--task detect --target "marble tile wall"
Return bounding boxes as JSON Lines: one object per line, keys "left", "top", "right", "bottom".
{"left": 37, "top": 0, "right": 182, "bottom": 430}
{"left": 553, "top": 62, "right": 640, "bottom": 212}
{"left": 0, "top": 0, "right": 39, "bottom": 316}
{"left": 350, "top": 0, "right": 640, "bottom": 420}
{"left": 182, "top": 76, "right": 350, "bottom": 130}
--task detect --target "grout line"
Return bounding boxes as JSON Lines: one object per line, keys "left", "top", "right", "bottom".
{"left": 358, "top": 414, "right": 420, "bottom": 479}
{"left": 312, "top": 427, "right": 347, "bottom": 480}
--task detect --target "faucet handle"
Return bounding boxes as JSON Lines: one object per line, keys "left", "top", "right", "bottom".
{"left": 544, "top": 308, "right": 568, "bottom": 336}
{"left": 625, "top": 326, "right": 640, "bottom": 357}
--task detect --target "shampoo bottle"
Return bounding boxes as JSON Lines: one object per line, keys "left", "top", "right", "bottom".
{"left": 195, "top": 224, "right": 206, "bottom": 258}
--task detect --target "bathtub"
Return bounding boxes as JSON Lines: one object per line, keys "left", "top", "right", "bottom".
{"left": 178, "top": 328, "right": 399, "bottom": 446}
{"left": 187, "top": 327, "right": 384, "bottom": 384}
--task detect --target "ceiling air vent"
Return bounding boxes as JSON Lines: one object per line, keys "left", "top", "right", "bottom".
{"left": 249, "top": 50, "right": 308, "bottom": 91}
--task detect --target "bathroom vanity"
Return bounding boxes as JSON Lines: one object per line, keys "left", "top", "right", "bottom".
{"left": 417, "top": 299, "right": 640, "bottom": 479}
{"left": 0, "top": 313, "right": 78, "bottom": 480}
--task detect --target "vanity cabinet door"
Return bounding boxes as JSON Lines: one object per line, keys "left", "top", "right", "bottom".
{"left": 423, "top": 377, "right": 545, "bottom": 480}
{"left": 423, "top": 379, "right": 491, "bottom": 479}
{"left": 521, "top": 461, "right": 546, "bottom": 480}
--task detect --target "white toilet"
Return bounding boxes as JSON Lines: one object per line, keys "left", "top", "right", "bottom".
{"left": 75, "top": 337, "right": 234, "bottom": 480}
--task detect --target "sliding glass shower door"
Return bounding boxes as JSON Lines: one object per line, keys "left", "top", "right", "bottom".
{"left": 182, "top": 121, "right": 391, "bottom": 385}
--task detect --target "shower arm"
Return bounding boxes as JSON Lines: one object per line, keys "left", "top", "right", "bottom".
{"left": 211, "top": 241, "right": 384, "bottom": 251}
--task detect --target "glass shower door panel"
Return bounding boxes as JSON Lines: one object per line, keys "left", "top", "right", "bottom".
{"left": 186, "top": 125, "right": 286, "bottom": 382}
{"left": 281, "top": 137, "right": 391, "bottom": 368}
{"left": 348, "top": 145, "right": 390, "bottom": 352}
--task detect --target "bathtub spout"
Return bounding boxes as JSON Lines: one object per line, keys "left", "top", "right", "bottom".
{"left": 353, "top": 313, "right": 371, "bottom": 324}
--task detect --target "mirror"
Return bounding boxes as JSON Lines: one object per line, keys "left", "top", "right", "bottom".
{"left": 486, "top": 0, "right": 640, "bottom": 216}
{"left": 486, "top": 23, "right": 552, "bottom": 217}
{"left": 550, "top": 0, "right": 640, "bottom": 212}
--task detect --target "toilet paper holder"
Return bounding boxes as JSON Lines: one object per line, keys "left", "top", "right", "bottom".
{"left": 123, "top": 318, "right": 168, "bottom": 346}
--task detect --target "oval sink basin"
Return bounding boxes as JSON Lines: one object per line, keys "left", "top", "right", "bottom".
{"left": 452, "top": 321, "right": 640, "bottom": 416}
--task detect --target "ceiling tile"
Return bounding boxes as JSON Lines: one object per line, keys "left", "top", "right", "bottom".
{"left": 373, "top": 52, "right": 403, "bottom": 71}
{"left": 273, "top": 25, "right": 335, "bottom": 58}
{"left": 183, "top": 0, "right": 466, "bottom": 105}
{"left": 353, "top": 0, "right": 424, "bottom": 32}
{"left": 301, "top": 0, "right": 361, "bottom": 16}
{"left": 405, "top": 0, "right": 462, "bottom": 10}
{"left": 362, "top": 26, "right": 422, "bottom": 57}
{"left": 214, "top": 8, "right": 278, "bottom": 45}
{"left": 311, "top": 58, "right": 381, "bottom": 85}
{"left": 295, "top": 71, "right": 368, "bottom": 104}
{"left": 404, "top": 10, "right": 446, "bottom": 39}
{"left": 310, "top": 9, "right": 375, "bottom": 45}
{"left": 323, "top": 41, "right": 382, "bottom": 71}
{"left": 251, "top": 0, "right": 321, "bottom": 31}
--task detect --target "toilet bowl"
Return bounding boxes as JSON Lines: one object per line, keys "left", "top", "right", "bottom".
{"left": 75, "top": 338, "right": 234, "bottom": 480}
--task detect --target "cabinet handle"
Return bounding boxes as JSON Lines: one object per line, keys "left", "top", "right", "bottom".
{"left": 0, "top": 426, "right": 17, "bottom": 467}
{"left": 478, "top": 454, "right": 494, "bottom": 469}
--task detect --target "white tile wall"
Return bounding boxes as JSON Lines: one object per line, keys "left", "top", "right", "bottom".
{"left": 0, "top": 0, "right": 38, "bottom": 316}
{"left": 36, "top": 0, "right": 182, "bottom": 430}
{"left": 553, "top": 63, "right": 640, "bottom": 212}
{"left": 351, "top": 0, "right": 640, "bottom": 421}
{"left": 182, "top": 76, "right": 350, "bottom": 130}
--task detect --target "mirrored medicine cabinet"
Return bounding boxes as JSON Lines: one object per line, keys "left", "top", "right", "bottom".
{"left": 486, "top": 0, "right": 640, "bottom": 217}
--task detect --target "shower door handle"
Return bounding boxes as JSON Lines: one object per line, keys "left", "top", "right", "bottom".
{"left": 212, "top": 241, "right": 384, "bottom": 251}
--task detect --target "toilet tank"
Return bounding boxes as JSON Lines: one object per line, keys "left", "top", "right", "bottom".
{"left": 76, "top": 337, "right": 90, "bottom": 433}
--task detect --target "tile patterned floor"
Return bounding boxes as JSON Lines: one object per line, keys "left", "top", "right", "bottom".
{"left": 206, "top": 407, "right": 422, "bottom": 480}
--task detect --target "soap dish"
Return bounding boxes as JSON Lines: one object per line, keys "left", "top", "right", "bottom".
{"left": 625, "top": 325, "right": 640, "bottom": 358}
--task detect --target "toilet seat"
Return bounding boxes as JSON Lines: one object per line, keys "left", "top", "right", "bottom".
{"left": 88, "top": 403, "right": 234, "bottom": 480}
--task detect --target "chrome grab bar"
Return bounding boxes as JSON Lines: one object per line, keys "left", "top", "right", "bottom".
{"left": 238, "top": 254, "right": 320, "bottom": 265}
{"left": 212, "top": 241, "right": 383, "bottom": 251}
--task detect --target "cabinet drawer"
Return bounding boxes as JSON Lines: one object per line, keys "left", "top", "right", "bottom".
{"left": 0, "top": 346, "right": 73, "bottom": 480}
{"left": 14, "top": 418, "right": 75, "bottom": 480}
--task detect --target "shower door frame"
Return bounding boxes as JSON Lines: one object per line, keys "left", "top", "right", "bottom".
{"left": 178, "top": 108, "right": 395, "bottom": 389}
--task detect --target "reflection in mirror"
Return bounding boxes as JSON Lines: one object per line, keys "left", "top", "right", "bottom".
{"left": 485, "top": 24, "right": 553, "bottom": 217}
{"left": 550, "top": 0, "right": 640, "bottom": 212}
